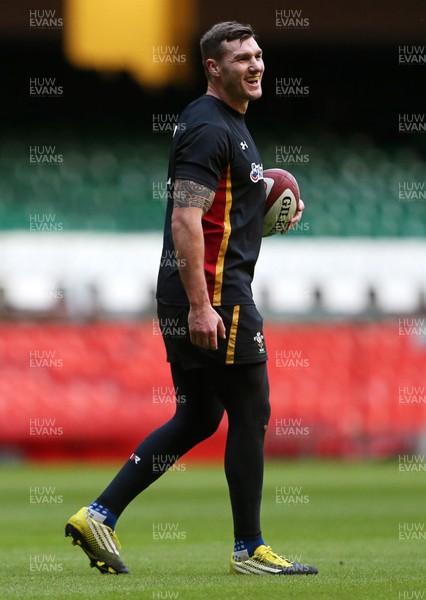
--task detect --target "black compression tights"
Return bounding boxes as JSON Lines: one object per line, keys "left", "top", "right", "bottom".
{"left": 97, "top": 361, "right": 270, "bottom": 539}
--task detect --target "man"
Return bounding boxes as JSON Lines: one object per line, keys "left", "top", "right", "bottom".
{"left": 65, "top": 21, "right": 316, "bottom": 577}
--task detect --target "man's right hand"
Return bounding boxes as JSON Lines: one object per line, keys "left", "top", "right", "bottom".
{"left": 188, "top": 304, "right": 226, "bottom": 350}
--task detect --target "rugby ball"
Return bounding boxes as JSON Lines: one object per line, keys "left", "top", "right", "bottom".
{"left": 263, "top": 168, "right": 300, "bottom": 237}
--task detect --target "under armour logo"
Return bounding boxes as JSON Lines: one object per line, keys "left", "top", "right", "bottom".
{"left": 240, "top": 141, "right": 248, "bottom": 150}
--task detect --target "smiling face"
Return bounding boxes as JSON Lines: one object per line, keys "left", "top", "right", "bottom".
{"left": 205, "top": 36, "right": 264, "bottom": 113}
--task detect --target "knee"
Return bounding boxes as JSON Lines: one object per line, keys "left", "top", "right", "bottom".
{"left": 195, "top": 411, "right": 223, "bottom": 442}
{"left": 264, "top": 397, "right": 271, "bottom": 427}
{"left": 174, "top": 406, "right": 223, "bottom": 444}
{"left": 259, "top": 396, "right": 271, "bottom": 434}
{"left": 250, "top": 392, "right": 271, "bottom": 426}
{"left": 230, "top": 393, "right": 270, "bottom": 434}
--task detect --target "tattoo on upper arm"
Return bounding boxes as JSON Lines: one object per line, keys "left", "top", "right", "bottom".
{"left": 173, "top": 180, "right": 215, "bottom": 213}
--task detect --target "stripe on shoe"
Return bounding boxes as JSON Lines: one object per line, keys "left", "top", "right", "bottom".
{"left": 233, "top": 562, "right": 268, "bottom": 575}
{"left": 86, "top": 515, "right": 119, "bottom": 555}
{"left": 247, "top": 559, "right": 282, "bottom": 574}
{"left": 94, "top": 521, "right": 119, "bottom": 556}
{"left": 232, "top": 559, "right": 283, "bottom": 574}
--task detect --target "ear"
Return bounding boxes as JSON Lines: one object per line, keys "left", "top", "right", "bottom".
{"left": 205, "top": 58, "right": 220, "bottom": 78}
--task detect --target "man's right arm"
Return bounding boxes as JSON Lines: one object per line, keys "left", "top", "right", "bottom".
{"left": 171, "top": 179, "right": 226, "bottom": 350}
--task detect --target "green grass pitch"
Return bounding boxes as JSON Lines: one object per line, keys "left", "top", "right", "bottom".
{"left": 1, "top": 459, "right": 425, "bottom": 599}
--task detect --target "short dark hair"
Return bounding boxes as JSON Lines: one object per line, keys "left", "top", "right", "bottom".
{"left": 200, "top": 21, "right": 256, "bottom": 75}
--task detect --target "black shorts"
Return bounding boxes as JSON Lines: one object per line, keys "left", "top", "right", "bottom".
{"left": 156, "top": 303, "right": 268, "bottom": 369}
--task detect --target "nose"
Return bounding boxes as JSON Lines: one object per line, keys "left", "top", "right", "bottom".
{"left": 249, "top": 56, "right": 263, "bottom": 72}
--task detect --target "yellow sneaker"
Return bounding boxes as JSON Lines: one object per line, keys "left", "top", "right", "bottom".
{"left": 230, "top": 544, "right": 318, "bottom": 575}
{"left": 65, "top": 507, "right": 129, "bottom": 574}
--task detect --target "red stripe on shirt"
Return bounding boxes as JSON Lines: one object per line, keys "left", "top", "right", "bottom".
{"left": 202, "top": 166, "right": 230, "bottom": 304}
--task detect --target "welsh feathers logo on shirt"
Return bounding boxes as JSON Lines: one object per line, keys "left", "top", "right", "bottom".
{"left": 253, "top": 331, "right": 266, "bottom": 354}
{"left": 250, "top": 162, "right": 264, "bottom": 183}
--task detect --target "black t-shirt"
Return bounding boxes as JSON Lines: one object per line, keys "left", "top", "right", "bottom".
{"left": 156, "top": 94, "right": 265, "bottom": 307}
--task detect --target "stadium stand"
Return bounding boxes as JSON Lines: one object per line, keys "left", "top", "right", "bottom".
{"left": 0, "top": 321, "right": 424, "bottom": 461}
{"left": 1, "top": 233, "right": 425, "bottom": 319}
{"left": 1, "top": 132, "right": 425, "bottom": 319}
{"left": 2, "top": 135, "right": 425, "bottom": 236}
{"left": 1, "top": 134, "right": 425, "bottom": 461}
